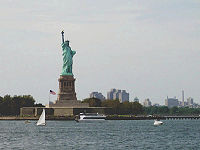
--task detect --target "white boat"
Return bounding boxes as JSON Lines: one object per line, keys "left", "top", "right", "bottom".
{"left": 25, "top": 120, "right": 31, "bottom": 124}
{"left": 154, "top": 120, "right": 163, "bottom": 126}
{"left": 36, "top": 109, "right": 46, "bottom": 126}
{"left": 76, "top": 113, "right": 106, "bottom": 122}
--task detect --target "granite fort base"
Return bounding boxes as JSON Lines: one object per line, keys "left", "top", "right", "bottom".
{"left": 20, "top": 107, "right": 112, "bottom": 116}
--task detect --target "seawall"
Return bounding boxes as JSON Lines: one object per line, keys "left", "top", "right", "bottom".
{"left": 1, "top": 115, "right": 200, "bottom": 120}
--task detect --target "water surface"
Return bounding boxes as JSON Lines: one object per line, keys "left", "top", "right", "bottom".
{"left": 0, "top": 120, "right": 200, "bottom": 149}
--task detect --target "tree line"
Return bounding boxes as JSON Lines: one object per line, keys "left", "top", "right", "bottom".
{"left": 144, "top": 106, "right": 200, "bottom": 116}
{"left": 82, "top": 98, "right": 143, "bottom": 115}
{"left": 82, "top": 98, "right": 200, "bottom": 116}
{"left": 0, "top": 95, "right": 44, "bottom": 116}
{"left": 1, "top": 95, "right": 200, "bottom": 116}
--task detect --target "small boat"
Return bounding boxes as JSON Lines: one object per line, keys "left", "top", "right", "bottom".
{"left": 76, "top": 113, "right": 106, "bottom": 122}
{"left": 25, "top": 120, "right": 31, "bottom": 124}
{"left": 154, "top": 119, "right": 163, "bottom": 126}
{"left": 36, "top": 109, "right": 46, "bottom": 126}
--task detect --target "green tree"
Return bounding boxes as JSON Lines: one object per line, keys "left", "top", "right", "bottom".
{"left": 20, "top": 95, "right": 35, "bottom": 107}
{"left": 0, "top": 95, "right": 36, "bottom": 116}
{"left": 170, "top": 107, "right": 179, "bottom": 115}
{"left": 101, "top": 100, "right": 143, "bottom": 115}
{"left": 2, "top": 95, "right": 13, "bottom": 115}
{"left": 121, "top": 101, "right": 132, "bottom": 114}
{"left": 82, "top": 98, "right": 102, "bottom": 107}
{"left": 131, "top": 102, "right": 143, "bottom": 115}
{"left": 101, "top": 100, "right": 121, "bottom": 114}
{"left": 0, "top": 96, "right": 3, "bottom": 103}
{"left": 157, "top": 106, "right": 169, "bottom": 115}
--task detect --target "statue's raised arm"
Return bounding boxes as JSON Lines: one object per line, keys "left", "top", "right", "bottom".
{"left": 61, "top": 30, "right": 64, "bottom": 43}
{"left": 61, "top": 31, "right": 76, "bottom": 76}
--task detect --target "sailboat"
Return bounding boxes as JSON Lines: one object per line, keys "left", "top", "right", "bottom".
{"left": 36, "top": 109, "right": 46, "bottom": 126}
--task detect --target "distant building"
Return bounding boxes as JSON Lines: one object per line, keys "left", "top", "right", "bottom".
{"left": 134, "top": 97, "right": 139, "bottom": 103}
{"left": 181, "top": 90, "right": 185, "bottom": 107}
{"left": 178, "top": 101, "right": 183, "bottom": 107}
{"left": 113, "top": 89, "right": 121, "bottom": 100}
{"left": 187, "top": 97, "right": 194, "bottom": 106}
{"left": 90, "top": 92, "right": 105, "bottom": 100}
{"left": 107, "top": 89, "right": 117, "bottom": 100}
{"left": 192, "top": 103, "right": 200, "bottom": 108}
{"left": 165, "top": 97, "right": 178, "bottom": 108}
{"left": 143, "top": 99, "right": 152, "bottom": 107}
{"left": 153, "top": 103, "right": 160, "bottom": 107}
{"left": 119, "top": 90, "right": 129, "bottom": 103}
{"left": 107, "top": 89, "right": 129, "bottom": 103}
{"left": 181, "top": 101, "right": 188, "bottom": 107}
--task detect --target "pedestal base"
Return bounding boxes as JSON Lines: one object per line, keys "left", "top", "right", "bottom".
{"left": 49, "top": 100, "right": 89, "bottom": 108}
{"left": 57, "top": 75, "right": 77, "bottom": 101}
{"left": 52, "top": 75, "right": 88, "bottom": 107}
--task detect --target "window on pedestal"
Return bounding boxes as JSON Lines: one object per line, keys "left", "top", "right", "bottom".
{"left": 61, "top": 82, "right": 63, "bottom": 92}
{"left": 61, "top": 82, "right": 63, "bottom": 88}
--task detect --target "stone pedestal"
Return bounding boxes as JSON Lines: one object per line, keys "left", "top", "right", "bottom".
{"left": 50, "top": 75, "right": 89, "bottom": 108}
{"left": 57, "top": 75, "right": 77, "bottom": 101}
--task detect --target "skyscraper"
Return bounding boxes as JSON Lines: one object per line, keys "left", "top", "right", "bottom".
{"left": 107, "top": 89, "right": 129, "bottom": 102}
{"left": 143, "top": 99, "right": 152, "bottom": 107}
{"left": 119, "top": 90, "right": 129, "bottom": 103}
{"left": 182, "top": 90, "right": 185, "bottom": 106}
{"left": 165, "top": 97, "right": 179, "bottom": 108}
{"left": 113, "top": 89, "right": 121, "bottom": 100}
{"left": 107, "top": 88, "right": 116, "bottom": 100}
{"left": 187, "top": 97, "right": 194, "bottom": 106}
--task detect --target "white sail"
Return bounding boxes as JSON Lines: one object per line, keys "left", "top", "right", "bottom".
{"left": 36, "top": 109, "right": 46, "bottom": 126}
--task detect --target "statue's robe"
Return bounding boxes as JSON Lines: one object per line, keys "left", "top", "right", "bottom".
{"left": 61, "top": 42, "right": 76, "bottom": 75}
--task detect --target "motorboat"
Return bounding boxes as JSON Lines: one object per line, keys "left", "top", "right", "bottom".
{"left": 154, "top": 119, "right": 163, "bottom": 126}
{"left": 25, "top": 120, "right": 31, "bottom": 124}
{"left": 76, "top": 113, "right": 106, "bottom": 122}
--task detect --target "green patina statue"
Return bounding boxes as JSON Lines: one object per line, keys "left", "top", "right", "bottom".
{"left": 61, "top": 31, "right": 76, "bottom": 76}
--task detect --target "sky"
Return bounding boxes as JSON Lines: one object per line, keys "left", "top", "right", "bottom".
{"left": 0, "top": 0, "right": 199, "bottom": 105}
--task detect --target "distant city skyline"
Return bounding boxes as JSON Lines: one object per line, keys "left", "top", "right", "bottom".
{"left": 89, "top": 89, "right": 199, "bottom": 108}
{"left": 89, "top": 88, "right": 129, "bottom": 102}
{"left": 0, "top": 0, "right": 199, "bottom": 105}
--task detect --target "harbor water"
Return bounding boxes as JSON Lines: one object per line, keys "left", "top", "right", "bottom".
{"left": 0, "top": 120, "right": 200, "bottom": 149}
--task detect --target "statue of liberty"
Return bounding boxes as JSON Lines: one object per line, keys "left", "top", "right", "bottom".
{"left": 61, "top": 31, "right": 76, "bottom": 76}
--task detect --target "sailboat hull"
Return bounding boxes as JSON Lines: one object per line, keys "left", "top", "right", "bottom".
{"left": 37, "top": 123, "right": 46, "bottom": 126}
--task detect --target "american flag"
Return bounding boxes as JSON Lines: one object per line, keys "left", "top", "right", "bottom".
{"left": 50, "top": 90, "right": 56, "bottom": 95}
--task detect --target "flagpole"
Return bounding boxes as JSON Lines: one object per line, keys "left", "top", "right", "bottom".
{"left": 49, "top": 92, "right": 50, "bottom": 108}
{"left": 49, "top": 90, "right": 56, "bottom": 107}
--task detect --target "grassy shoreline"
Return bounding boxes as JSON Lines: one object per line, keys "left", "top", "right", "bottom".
{"left": 0, "top": 115, "right": 164, "bottom": 120}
